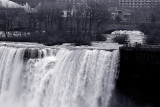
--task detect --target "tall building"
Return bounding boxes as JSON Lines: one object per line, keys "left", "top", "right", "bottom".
{"left": 56, "top": 0, "right": 85, "bottom": 8}
{"left": 119, "top": 0, "right": 160, "bottom": 8}
{"left": 56, "top": 0, "right": 119, "bottom": 9}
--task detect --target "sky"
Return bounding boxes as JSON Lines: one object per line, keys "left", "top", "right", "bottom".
{"left": 0, "top": 0, "right": 22, "bottom": 8}
{"left": 0, "top": 0, "right": 9, "bottom": 4}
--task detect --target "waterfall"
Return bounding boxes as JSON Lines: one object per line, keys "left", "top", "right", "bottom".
{"left": 0, "top": 46, "right": 119, "bottom": 107}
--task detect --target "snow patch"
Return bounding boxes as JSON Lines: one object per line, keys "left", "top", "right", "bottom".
{"left": 111, "top": 30, "right": 146, "bottom": 44}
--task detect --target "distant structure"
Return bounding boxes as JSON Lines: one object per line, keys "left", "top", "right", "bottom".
{"left": 57, "top": 0, "right": 118, "bottom": 8}
{"left": 107, "top": 0, "right": 119, "bottom": 7}
{"left": 119, "top": 0, "right": 160, "bottom": 8}
{"left": 10, "top": 0, "right": 119, "bottom": 10}
{"left": 56, "top": 0, "right": 84, "bottom": 9}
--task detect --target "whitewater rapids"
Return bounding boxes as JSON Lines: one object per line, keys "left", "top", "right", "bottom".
{"left": 0, "top": 45, "right": 119, "bottom": 107}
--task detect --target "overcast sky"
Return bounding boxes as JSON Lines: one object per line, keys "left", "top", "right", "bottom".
{"left": 0, "top": 0, "right": 8, "bottom": 3}
{"left": 0, "top": 0, "right": 22, "bottom": 8}
{"left": 0, "top": 0, "right": 11, "bottom": 5}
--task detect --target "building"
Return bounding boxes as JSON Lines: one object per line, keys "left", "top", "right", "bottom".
{"left": 107, "top": 0, "right": 119, "bottom": 7}
{"left": 56, "top": 0, "right": 119, "bottom": 9}
{"left": 109, "top": 7, "right": 133, "bottom": 22}
{"left": 56, "top": 0, "right": 83, "bottom": 9}
{"left": 119, "top": 0, "right": 160, "bottom": 9}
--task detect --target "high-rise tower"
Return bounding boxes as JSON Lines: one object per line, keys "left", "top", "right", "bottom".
{"left": 119, "top": 0, "right": 160, "bottom": 9}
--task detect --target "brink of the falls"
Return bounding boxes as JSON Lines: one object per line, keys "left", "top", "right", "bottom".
{"left": 0, "top": 45, "right": 119, "bottom": 107}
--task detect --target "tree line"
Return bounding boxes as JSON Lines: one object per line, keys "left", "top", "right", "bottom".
{"left": 0, "top": 2, "right": 111, "bottom": 45}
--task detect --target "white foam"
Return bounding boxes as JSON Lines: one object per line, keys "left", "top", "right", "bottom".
{"left": 0, "top": 46, "right": 119, "bottom": 107}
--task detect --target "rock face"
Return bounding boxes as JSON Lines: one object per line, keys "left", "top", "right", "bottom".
{"left": 116, "top": 46, "right": 160, "bottom": 106}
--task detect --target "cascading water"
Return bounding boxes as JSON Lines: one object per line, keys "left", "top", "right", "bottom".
{"left": 0, "top": 45, "right": 119, "bottom": 107}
